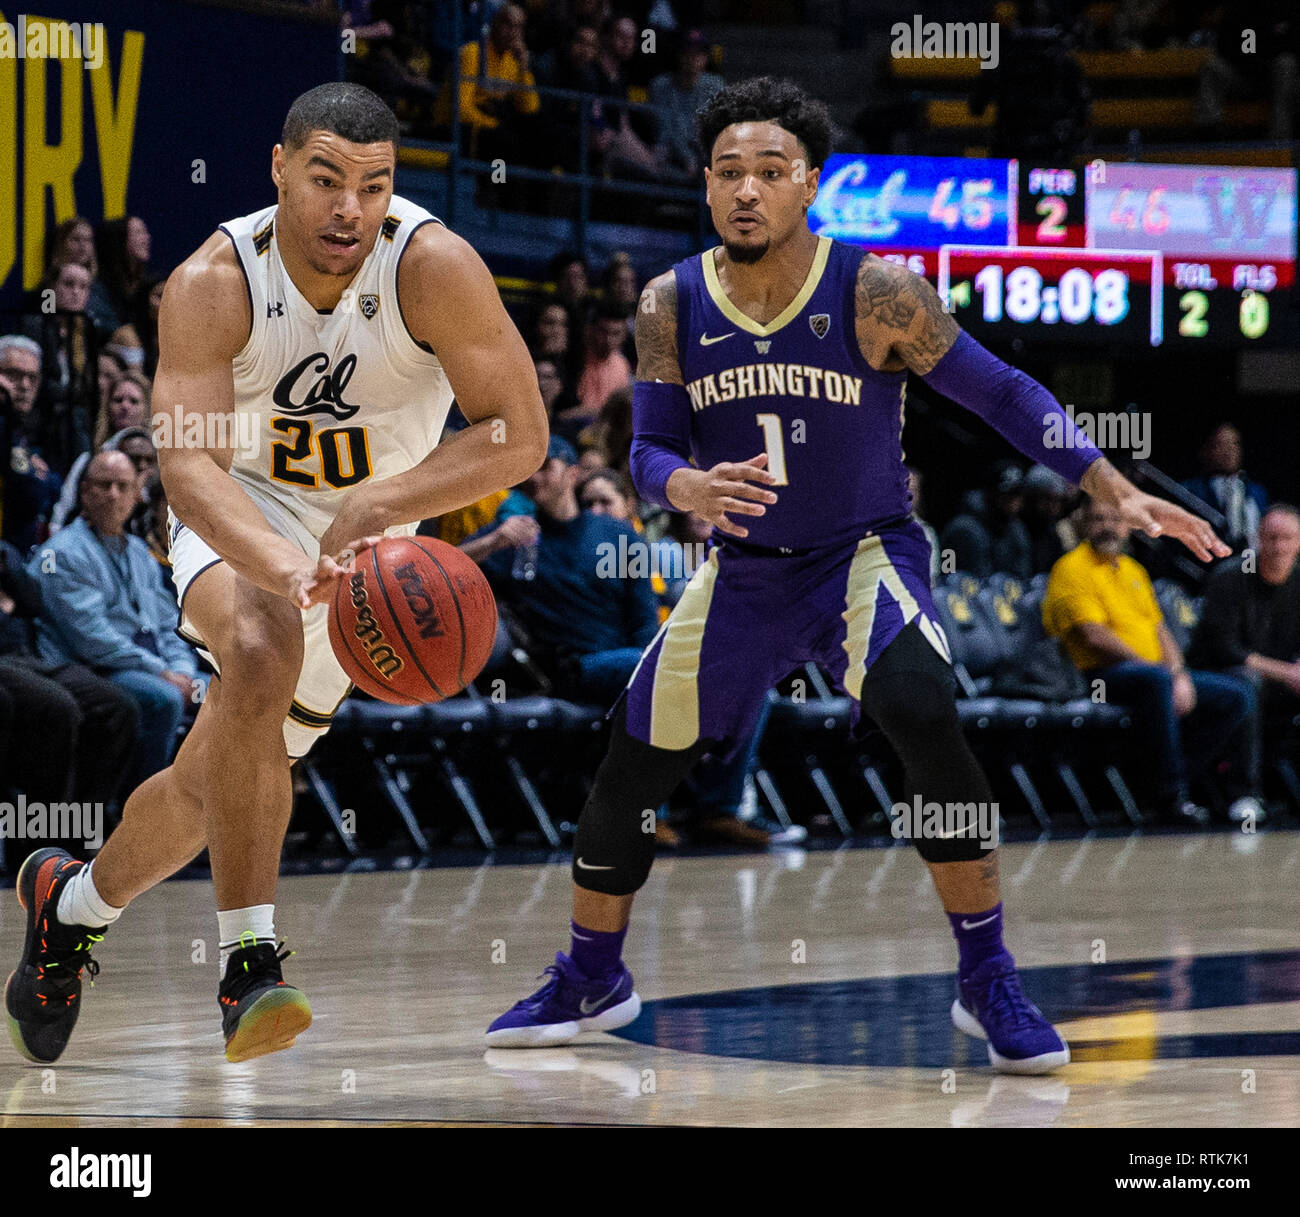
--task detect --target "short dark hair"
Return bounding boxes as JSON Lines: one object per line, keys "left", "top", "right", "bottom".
{"left": 282, "top": 82, "right": 399, "bottom": 152}
{"left": 697, "top": 77, "right": 832, "bottom": 171}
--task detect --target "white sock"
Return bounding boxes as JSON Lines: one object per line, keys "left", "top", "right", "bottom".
{"left": 218, "top": 905, "right": 276, "bottom": 974}
{"left": 56, "top": 860, "right": 123, "bottom": 928}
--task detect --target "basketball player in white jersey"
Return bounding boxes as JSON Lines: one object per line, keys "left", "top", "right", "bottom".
{"left": 6, "top": 83, "right": 548, "bottom": 1064}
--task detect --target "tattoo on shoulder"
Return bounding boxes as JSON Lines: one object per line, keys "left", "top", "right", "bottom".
{"left": 854, "top": 254, "right": 959, "bottom": 376}
{"left": 634, "top": 273, "right": 681, "bottom": 384}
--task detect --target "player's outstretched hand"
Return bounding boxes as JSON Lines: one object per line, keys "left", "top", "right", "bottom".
{"left": 290, "top": 535, "right": 384, "bottom": 610}
{"left": 1117, "top": 492, "right": 1231, "bottom": 563}
{"left": 670, "top": 453, "right": 779, "bottom": 538}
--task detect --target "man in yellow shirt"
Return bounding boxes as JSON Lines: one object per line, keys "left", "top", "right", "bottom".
{"left": 439, "top": 4, "right": 541, "bottom": 161}
{"left": 1043, "top": 499, "right": 1256, "bottom": 825}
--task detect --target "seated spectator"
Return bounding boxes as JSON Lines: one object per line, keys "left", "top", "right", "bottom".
{"left": 19, "top": 264, "right": 97, "bottom": 475}
{"left": 530, "top": 300, "right": 579, "bottom": 385}
{"left": 51, "top": 423, "right": 155, "bottom": 535}
{"left": 95, "top": 216, "right": 153, "bottom": 326}
{"left": 1022, "top": 464, "right": 1076, "bottom": 576}
{"left": 603, "top": 251, "right": 640, "bottom": 312}
{"left": 600, "top": 251, "right": 638, "bottom": 359}
{"left": 1187, "top": 504, "right": 1300, "bottom": 821}
{"left": 28, "top": 450, "right": 203, "bottom": 790}
{"left": 1180, "top": 422, "right": 1268, "bottom": 553}
{"left": 576, "top": 384, "right": 634, "bottom": 476}
{"left": 474, "top": 437, "right": 654, "bottom": 700}
{"left": 97, "top": 348, "right": 125, "bottom": 423}
{"left": 550, "top": 251, "right": 593, "bottom": 336}
{"left": 647, "top": 29, "right": 723, "bottom": 183}
{"left": 436, "top": 3, "right": 542, "bottom": 162}
{"left": 47, "top": 216, "right": 119, "bottom": 341}
{"left": 1042, "top": 497, "right": 1258, "bottom": 825}
{"left": 93, "top": 368, "right": 151, "bottom": 450}
{"left": 533, "top": 23, "right": 603, "bottom": 172}
{"left": 593, "top": 14, "right": 659, "bottom": 179}
{"left": 0, "top": 537, "right": 138, "bottom": 835}
{"left": 579, "top": 466, "right": 645, "bottom": 532}
{"left": 565, "top": 301, "right": 634, "bottom": 429}
{"left": 535, "top": 356, "right": 579, "bottom": 422}
{"left": 939, "top": 461, "right": 1032, "bottom": 580}
{"left": 128, "top": 275, "right": 165, "bottom": 379}
{"left": 0, "top": 336, "right": 63, "bottom": 551}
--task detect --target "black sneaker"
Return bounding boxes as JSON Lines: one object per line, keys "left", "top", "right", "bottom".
{"left": 5, "top": 848, "right": 106, "bottom": 1063}
{"left": 218, "top": 938, "right": 312, "bottom": 1063}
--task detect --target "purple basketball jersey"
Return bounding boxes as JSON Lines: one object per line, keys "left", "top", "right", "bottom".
{"left": 673, "top": 237, "right": 912, "bottom": 550}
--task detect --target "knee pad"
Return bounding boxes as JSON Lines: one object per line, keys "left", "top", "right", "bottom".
{"left": 571, "top": 697, "right": 707, "bottom": 896}
{"left": 910, "top": 827, "right": 997, "bottom": 864}
{"left": 572, "top": 798, "right": 658, "bottom": 896}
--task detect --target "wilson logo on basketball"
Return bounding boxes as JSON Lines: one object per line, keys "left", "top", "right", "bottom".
{"left": 348, "top": 572, "right": 404, "bottom": 678}
{"left": 393, "top": 562, "right": 446, "bottom": 639}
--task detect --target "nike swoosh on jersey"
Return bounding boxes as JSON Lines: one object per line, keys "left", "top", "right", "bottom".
{"left": 699, "top": 331, "right": 736, "bottom": 345}
{"left": 575, "top": 858, "right": 615, "bottom": 871}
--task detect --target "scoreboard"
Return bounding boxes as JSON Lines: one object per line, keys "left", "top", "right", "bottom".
{"left": 808, "top": 154, "right": 1296, "bottom": 348}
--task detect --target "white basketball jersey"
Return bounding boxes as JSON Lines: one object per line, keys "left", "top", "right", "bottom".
{"left": 219, "top": 193, "right": 453, "bottom": 540}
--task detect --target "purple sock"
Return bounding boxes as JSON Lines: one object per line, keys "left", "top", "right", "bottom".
{"left": 569, "top": 919, "right": 627, "bottom": 978}
{"left": 948, "top": 903, "right": 1005, "bottom": 977}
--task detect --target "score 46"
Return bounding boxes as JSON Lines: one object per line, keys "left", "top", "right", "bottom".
{"left": 1108, "top": 187, "right": 1171, "bottom": 236}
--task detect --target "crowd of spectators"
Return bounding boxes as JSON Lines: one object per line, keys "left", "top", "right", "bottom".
{"left": 1, "top": 211, "right": 187, "bottom": 835}
{"left": 341, "top": 0, "right": 721, "bottom": 188}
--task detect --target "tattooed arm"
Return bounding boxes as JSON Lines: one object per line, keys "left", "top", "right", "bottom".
{"left": 855, "top": 253, "right": 1229, "bottom": 561}
{"left": 853, "top": 253, "right": 959, "bottom": 375}
{"left": 635, "top": 271, "right": 682, "bottom": 383}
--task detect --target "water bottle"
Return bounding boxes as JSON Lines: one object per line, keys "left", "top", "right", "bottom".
{"left": 511, "top": 539, "right": 538, "bottom": 581}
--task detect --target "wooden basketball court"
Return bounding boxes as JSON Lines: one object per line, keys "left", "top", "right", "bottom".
{"left": 3, "top": 830, "right": 1298, "bottom": 1127}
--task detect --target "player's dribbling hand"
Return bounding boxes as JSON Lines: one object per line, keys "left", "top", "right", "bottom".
{"left": 1115, "top": 491, "right": 1231, "bottom": 563}
{"left": 290, "top": 536, "right": 384, "bottom": 610}
{"left": 669, "top": 453, "right": 778, "bottom": 539}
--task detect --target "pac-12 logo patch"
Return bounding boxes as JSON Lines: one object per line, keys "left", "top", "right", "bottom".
{"left": 809, "top": 313, "right": 830, "bottom": 339}
{"left": 359, "top": 294, "right": 380, "bottom": 320}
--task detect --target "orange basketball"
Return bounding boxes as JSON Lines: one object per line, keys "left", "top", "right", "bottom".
{"left": 328, "top": 536, "right": 498, "bottom": 705}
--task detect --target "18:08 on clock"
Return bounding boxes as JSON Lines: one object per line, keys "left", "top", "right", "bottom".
{"left": 937, "top": 245, "right": 1164, "bottom": 346}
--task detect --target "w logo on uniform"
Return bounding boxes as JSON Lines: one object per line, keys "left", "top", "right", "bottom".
{"left": 809, "top": 313, "right": 830, "bottom": 339}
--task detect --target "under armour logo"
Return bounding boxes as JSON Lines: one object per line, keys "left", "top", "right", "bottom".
{"left": 267, "top": 301, "right": 284, "bottom": 318}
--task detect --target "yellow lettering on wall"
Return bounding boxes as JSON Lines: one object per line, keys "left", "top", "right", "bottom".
{"left": 89, "top": 29, "right": 144, "bottom": 218}
{"left": 23, "top": 17, "right": 83, "bottom": 290}
{"left": 0, "top": 15, "right": 15, "bottom": 288}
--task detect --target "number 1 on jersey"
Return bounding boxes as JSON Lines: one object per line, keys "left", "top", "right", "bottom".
{"left": 755, "top": 413, "right": 790, "bottom": 486}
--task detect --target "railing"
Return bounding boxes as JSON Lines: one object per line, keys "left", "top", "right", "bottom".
{"left": 376, "top": 4, "right": 712, "bottom": 261}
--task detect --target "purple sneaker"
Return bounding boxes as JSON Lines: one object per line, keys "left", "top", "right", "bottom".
{"left": 486, "top": 952, "right": 641, "bottom": 1048}
{"left": 951, "top": 952, "right": 1070, "bottom": 1075}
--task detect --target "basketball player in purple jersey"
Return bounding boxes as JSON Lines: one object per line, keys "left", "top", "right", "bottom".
{"left": 488, "top": 78, "right": 1227, "bottom": 1072}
